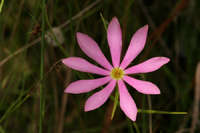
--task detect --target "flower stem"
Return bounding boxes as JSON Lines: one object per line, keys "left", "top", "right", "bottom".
{"left": 111, "top": 88, "right": 119, "bottom": 120}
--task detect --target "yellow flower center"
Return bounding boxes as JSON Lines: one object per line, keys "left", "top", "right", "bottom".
{"left": 110, "top": 67, "right": 124, "bottom": 80}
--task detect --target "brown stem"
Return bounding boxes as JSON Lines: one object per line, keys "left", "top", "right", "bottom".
{"left": 141, "top": 0, "right": 189, "bottom": 61}
{"left": 101, "top": 100, "right": 114, "bottom": 133}
{"left": 190, "top": 62, "right": 200, "bottom": 133}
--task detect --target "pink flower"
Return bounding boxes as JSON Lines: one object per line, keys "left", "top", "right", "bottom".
{"left": 62, "top": 17, "right": 170, "bottom": 121}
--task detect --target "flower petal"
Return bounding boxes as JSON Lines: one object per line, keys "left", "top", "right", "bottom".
{"left": 76, "top": 32, "right": 113, "bottom": 70}
{"left": 65, "top": 76, "right": 111, "bottom": 94}
{"left": 118, "top": 80, "right": 137, "bottom": 121}
{"left": 84, "top": 80, "right": 116, "bottom": 111}
{"left": 125, "top": 57, "right": 170, "bottom": 74}
{"left": 107, "top": 17, "right": 122, "bottom": 67}
{"left": 62, "top": 57, "right": 110, "bottom": 75}
{"left": 123, "top": 76, "right": 160, "bottom": 94}
{"left": 120, "top": 25, "right": 148, "bottom": 69}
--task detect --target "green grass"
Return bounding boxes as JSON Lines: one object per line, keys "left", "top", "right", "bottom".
{"left": 0, "top": 0, "right": 4, "bottom": 13}
{"left": 0, "top": 0, "right": 199, "bottom": 132}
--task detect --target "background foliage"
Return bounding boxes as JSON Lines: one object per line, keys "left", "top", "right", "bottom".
{"left": 0, "top": 0, "right": 199, "bottom": 132}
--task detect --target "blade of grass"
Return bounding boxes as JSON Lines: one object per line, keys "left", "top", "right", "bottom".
{"left": 44, "top": 11, "right": 68, "bottom": 56}
{"left": 147, "top": 95, "right": 152, "bottom": 133}
{"left": 111, "top": 88, "right": 119, "bottom": 120}
{"left": 39, "top": 0, "right": 46, "bottom": 132}
{"left": 138, "top": 109, "right": 187, "bottom": 115}
{"left": 0, "top": 91, "right": 30, "bottom": 123}
{"left": 142, "top": 95, "right": 147, "bottom": 133}
{"left": 0, "top": 0, "right": 4, "bottom": 13}
{"left": 110, "top": 96, "right": 187, "bottom": 115}
{"left": 128, "top": 120, "right": 134, "bottom": 133}
{"left": 100, "top": 13, "right": 108, "bottom": 30}
{"left": 0, "top": 0, "right": 102, "bottom": 68}
{"left": 190, "top": 62, "right": 200, "bottom": 133}
{"left": 0, "top": 126, "right": 5, "bottom": 133}
{"left": 133, "top": 122, "right": 140, "bottom": 133}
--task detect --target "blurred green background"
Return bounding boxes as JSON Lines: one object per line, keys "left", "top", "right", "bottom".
{"left": 0, "top": 0, "right": 200, "bottom": 132}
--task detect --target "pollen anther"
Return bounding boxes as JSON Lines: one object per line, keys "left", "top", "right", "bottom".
{"left": 110, "top": 67, "right": 124, "bottom": 80}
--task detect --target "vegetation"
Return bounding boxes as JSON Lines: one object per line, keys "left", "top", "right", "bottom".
{"left": 0, "top": 0, "right": 199, "bottom": 132}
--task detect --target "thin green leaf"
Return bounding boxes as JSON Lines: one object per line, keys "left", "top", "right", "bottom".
{"left": 39, "top": 0, "right": 46, "bottom": 133}
{"left": 111, "top": 88, "right": 119, "bottom": 120}
{"left": 0, "top": 126, "right": 5, "bottom": 133}
{"left": 133, "top": 122, "right": 140, "bottom": 133}
{"left": 138, "top": 109, "right": 187, "bottom": 115}
{"left": 100, "top": 13, "right": 108, "bottom": 31}
{"left": 0, "top": 0, "right": 4, "bottom": 13}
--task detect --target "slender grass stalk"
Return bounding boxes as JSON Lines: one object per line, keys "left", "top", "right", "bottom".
{"left": 133, "top": 122, "right": 140, "bottom": 133}
{"left": 44, "top": 11, "right": 68, "bottom": 56}
{"left": 100, "top": 13, "right": 108, "bottom": 30}
{"left": 142, "top": 95, "right": 147, "bottom": 133}
{"left": 0, "top": 126, "right": 5, "bottom": 133}
{"left": 0, "top": 0, "right": 40, "bottom": 124}
{"left": 39, "top": 0, "right": 46, "bottom": 132}
{"left": 0, "top": 92, "right": 30, "bottom": 123}
{"left": 147, "top": 95, "right": 152, "bottom": 133}
{"left": 138, "top": 109, "right": 187, "bottom": 115}
{"left": 0, "top": 0, "right": 4, "bottom": 13}
{"left": 128, "top": 120, "right": 134, "bottom": 133}
{"left": 111, "top": 88, "right": 119, "bottom": 120}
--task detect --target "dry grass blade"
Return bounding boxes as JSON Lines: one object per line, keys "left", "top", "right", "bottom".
{"left": 141, "top": 0, "right": 189, "bottom": 60}
{"left": 0, "top": 0, "right": 102, "bottom": 68}
{"left": 101, "top": 100, "right": 114, "bottom": 133}
{"left": 190, "top": 62, "right": 200, "bottom": 133}
{"left": 136, "top": 0, "right": 171, "bottom": 57}
{"left": 0, "top": 37, "right": 41, "bottom": 67}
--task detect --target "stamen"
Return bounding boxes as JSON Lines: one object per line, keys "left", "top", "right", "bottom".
{"left": 110, "top": 67, "right": 124, "bottom": 80}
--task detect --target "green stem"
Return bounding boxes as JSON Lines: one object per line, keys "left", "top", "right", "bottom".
{"left": 147, "top": 95, "right": 152, "bottom": 133}
{"left": 0, "top": 0, "right": 4, "bottom": 13}
{"left": 128, "top": 120, "right": 134, "bottom": 133}
{"left": 111, "top": 88, "right": 119, "bottom": 120}
{"left": 133, "top": 122, "right": 140, "bottom": 133}
{"left": 44, "top": 11, "right": 67, "bottom": 56}
{"left": 142, "top": 95, "right": 146, "bottom": 133}
{"left": 0, "top": 125, "right": 5, "bottom": 133}
{"left": 0, "top": 93, "right": 30, "bottom": 123}
{"left": 39, "top": 0, "right": 46, "bottom": 133}
{"left": 138, "top": 109, "right": 187, "bottom": 115}
{"left": 100, "top": 13, "right": 108, "bottom": 30}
